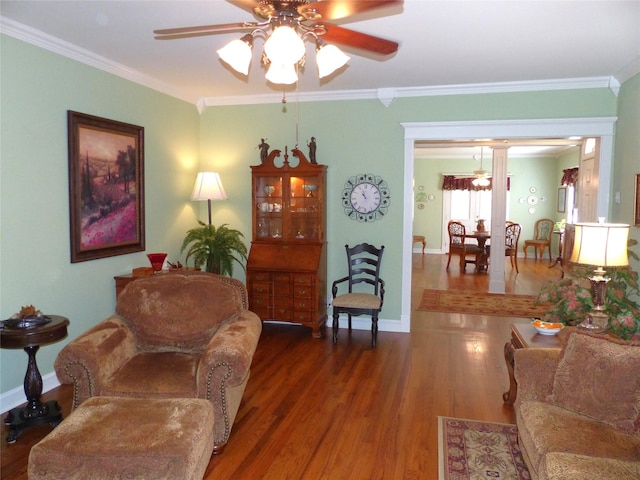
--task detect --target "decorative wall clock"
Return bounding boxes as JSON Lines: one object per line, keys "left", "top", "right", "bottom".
{"left": 342, "top": 173, "right": 390, "bottom": 222}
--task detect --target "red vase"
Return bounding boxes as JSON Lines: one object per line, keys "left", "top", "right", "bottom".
{"left": 147, "top": 253, "right": 167, "bottom": 273}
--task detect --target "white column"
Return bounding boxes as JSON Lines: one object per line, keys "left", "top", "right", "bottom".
{"left": 488, "top": 147, "right": 509, "bottom": 293}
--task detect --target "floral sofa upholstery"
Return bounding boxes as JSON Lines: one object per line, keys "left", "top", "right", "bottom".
{"left": 55, "top": 271, "right": 262, "bottom": 453}
{"left": 513, "top": 329, "right": 640, "bottom": 479}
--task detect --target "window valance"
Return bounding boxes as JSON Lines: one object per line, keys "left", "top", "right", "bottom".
{"left": 561, "top": 167, "right": 579, "bottom": 187}
{"left": 442, "top": 175, "right": 511, "bottom": 191}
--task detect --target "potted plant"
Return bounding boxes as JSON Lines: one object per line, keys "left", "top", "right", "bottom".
{"left": 534, "top": 239, "right": 640, "bottom": 339}
{"left": 181, "top": 221, "right": 248, "bottom": 276}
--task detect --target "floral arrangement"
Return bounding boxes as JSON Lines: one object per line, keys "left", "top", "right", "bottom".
{"left": 535, "top": 239, "right": 640, "bottom": 340}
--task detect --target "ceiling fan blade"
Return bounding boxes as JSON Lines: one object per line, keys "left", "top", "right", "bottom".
{"left": 226, "top": 0, "right": 261, "bottom": 14}
{"left": 154, "top": 22, "right": 258, "bottom": 38}
{"left": 301, "top": 0, "right": 402, "bottom": 21}
{"left": 321, "top": 24, "right": 398, "bottom": 55}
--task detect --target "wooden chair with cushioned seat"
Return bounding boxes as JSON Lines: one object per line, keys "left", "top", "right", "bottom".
{"left": 331, "top": 243, "right": 385, "bottom": 347}
{"left": 446, "top": 220, "right": 483, "bottom": 272}
{"left": 523, "top": 218, "right": 554, "bottom": 261}
{"left": 505, "top": 222, "right": 522, "bottom": 273}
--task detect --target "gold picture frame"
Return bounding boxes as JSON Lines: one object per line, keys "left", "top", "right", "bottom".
{"left": 635, "top": 174, "right": 640, "bottom": 227}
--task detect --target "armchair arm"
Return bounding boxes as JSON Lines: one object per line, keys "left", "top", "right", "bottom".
{"left": 197, "top": 310, "right": 262, "bottom": 394}
{"left": 513, "top": 347, "right": 561, "bottom": 408}
{"left": 331, "top": 276, "right": 349, "bottom": 298}
{"left": 379, "top": 278, "right": 385, "bottom": 308}
{"left": 54, "top": 316, "right": 137, "bottom": 408}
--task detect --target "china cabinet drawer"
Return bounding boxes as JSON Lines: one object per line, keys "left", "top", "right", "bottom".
{"left": 293, "top": 284, "right": 313, "bottom": 297}
{"left": 273, "top": 283, "right": 292, "bottom": 296}
{"left": 251, "top": 295, "right": 270, "bottom": 309}
{"left": 293, "top": 274, "right": 313, "bottom": 286}
{"left": 251, "top": 283, "right": 270, "bottom": 296}
{"left": 293, "top": 298, "right": 313, "bottom": 310}
{"left": 292, "top": 311, "right": 313, "bottom": 323}
{"left": 273, "top": 307, "right": 292, "bottom": 321}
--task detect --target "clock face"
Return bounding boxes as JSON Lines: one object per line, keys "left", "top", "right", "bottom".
{"left": 350, "top": 182, "right": 381, "bottom": 213}
{"left": 342, "top": 173, "right": 390, "bottom": 222}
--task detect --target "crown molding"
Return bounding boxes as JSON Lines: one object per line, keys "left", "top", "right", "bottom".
{"left": 0, "top": 16, "right": 197, "bottom": 105}
{"left": 200, "top": 77, "right": 617, "bottom": 108}
{"left": 614, "top": 56, "right": 640, "bottom": 85}
{"left": 3, "top": 15, "right": 633, "bottom": 111}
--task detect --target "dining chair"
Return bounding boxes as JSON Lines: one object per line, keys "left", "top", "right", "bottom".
{"left": 331, "top": 243, "right": 385, "bottom": 347}
{"left": 446, "top": 220, "right": 483, "bottom": 272}
{"left": 505, "top": 222, "right": 522, "bottom": 273}
{"left": 523, "top": 218, "right": 554, "bottom": 260}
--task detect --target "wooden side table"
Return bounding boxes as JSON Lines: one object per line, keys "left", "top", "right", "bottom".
{"left": 412, "top": 235, "right": 426, "bottom": 254}
{"left": 502, "top": 321, "right": 562, "bottom": 405}
{"left": 1, "top": 315, "right": 69, "bottom": 443}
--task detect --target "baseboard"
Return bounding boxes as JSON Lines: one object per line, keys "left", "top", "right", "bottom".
{"left": 334, "top": 315, "right": 406, "bottom": 333}
{"left": 0, "top": 372, "right": 61, "bottom": 413}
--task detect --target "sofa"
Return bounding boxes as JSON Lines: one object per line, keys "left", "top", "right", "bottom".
{"left": 513, "top": 329, "right": 640, "bottom": 479}
{"left": 55, "top": 271, "right": 262, "bottom": 453}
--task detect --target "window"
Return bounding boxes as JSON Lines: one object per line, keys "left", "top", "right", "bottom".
{"left": 447, "top": 189, "right": 505, "bottom": 230}
{"left": 443, "top": 189, "right": 510, "bottom": 249}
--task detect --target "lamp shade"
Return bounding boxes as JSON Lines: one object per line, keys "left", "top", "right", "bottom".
{"left": 191, "top": 172, "right": 228, "bottom": 202}
{"left": 316, "top": 43, "right": 350, "bottom": 78}
{"left": 570, "top": 222, "right": 629, "bottom": 267}
{"left": 264, "top": 25, "right": 305, "bottom": 64}
{"left": 217, "top": 34, "right": 253, "bottom": 75}
{"left": 265, "top": 62, "right": 298, "bottom": 85}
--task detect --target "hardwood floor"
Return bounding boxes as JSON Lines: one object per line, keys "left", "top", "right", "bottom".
{"left": 1, "top": 254, "right": 559, "bottom": 479}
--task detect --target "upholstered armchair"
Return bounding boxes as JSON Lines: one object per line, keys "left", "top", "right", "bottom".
{"left": 55, "top": 272, "right": 262, "bottom": 453}
{"left": 514, "top": 330, "right": 640, "bottom": 479}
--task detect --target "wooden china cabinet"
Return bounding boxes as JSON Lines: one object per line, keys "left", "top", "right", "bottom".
{"left": 246, "top": 147, "right": 327, "bottom": 338}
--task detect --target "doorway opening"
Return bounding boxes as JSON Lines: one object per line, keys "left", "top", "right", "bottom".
{"left": 399, "top": 117, "right": 616, "bottom": 335}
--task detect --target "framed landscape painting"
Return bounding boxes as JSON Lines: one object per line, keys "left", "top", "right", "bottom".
{"left": 635, "top": 174, "right": 640, "bottom": 227}
{"left": 68, "top": 111, "right": 145, "bottom": 262}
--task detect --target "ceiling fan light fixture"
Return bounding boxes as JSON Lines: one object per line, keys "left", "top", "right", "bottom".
{"left": 264, "top": 25, "right": 305, "bottom": 65}
{"left": 472, "top": 175, "right": 490, "bottom": 187}
{"left": 217, "top": 33, "right": 254, "bottom": 75}
{"left": 265, "top": 62, "right": 298, "bottom": 85}
{"left": 471, "top": 147, "right": 491, "bottom": 186}
{"left": 316, "top": 41, "right": 350, "bottom": 78}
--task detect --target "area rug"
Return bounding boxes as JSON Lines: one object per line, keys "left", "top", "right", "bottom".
{"left": 418, "top": 289, "right": 549, "bottom": 318}
{"left": 438, "top": 416, "right": 531, "bottom": 480}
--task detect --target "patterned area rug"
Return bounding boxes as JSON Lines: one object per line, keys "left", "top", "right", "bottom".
{"left": 438, "top": 417, "right": 531, "bottom": 480}
{"left": 417, "top": 289, "right": 549, "bottom": 318}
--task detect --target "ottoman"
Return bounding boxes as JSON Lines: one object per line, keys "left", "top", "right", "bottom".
{"left": 28, "top": 396, "right": 215, "bottom": 480}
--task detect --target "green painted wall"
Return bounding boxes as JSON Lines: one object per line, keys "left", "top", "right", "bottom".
{"left": 1, "top": 32, "right": 635, "bottom": 398}
{"left": 612, "top": 73, "right": 640, "bottom": 284}
{"left": 1, "top": 36, "right": 200, "bottom": 393}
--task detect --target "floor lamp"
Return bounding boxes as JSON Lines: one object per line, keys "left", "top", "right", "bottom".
{"left": 569, "top": 222, "right": 630, "bottom": 333}
{"left": 191, "top": 172, "right": 228, "bottom": 225}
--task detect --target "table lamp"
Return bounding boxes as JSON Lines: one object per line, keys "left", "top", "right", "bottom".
{"left": 569, "top": 222, "right": 630, "bottom": 332}
{"left": 191, "top": 172, "right": 228, "bottom": 225}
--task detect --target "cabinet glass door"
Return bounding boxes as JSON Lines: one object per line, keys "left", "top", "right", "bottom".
{"left": 289, "top": 175, "right": 320, "bottom": 240}
{"left": 255, "top": 175, "right": 283, "bottom": 239}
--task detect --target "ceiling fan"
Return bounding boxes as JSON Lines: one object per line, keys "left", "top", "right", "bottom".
{"left": 154, "top": 0, "right": 402, "bottom": 84}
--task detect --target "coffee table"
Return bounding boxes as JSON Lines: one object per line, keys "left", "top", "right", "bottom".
{"left": 502, "top": 321, "right": 562, "bottom": 405}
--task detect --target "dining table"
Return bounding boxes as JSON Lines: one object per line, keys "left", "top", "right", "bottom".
{"left": 466, "top": 231, "right": 491, "bottom": 272}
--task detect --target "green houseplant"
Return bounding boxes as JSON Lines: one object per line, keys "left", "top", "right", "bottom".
{"left": 181, "top": 221, "right": 248, "bottom": 276}
{"left": 534, "top": 239, "right": 640, "bottom": 339}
